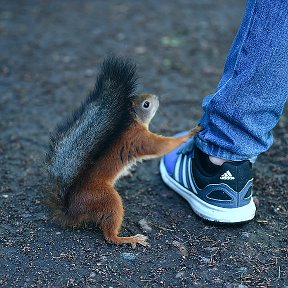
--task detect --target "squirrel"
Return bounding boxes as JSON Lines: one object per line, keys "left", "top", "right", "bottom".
{"left": 47, "top": 57, "right": 202, "bottom": 248}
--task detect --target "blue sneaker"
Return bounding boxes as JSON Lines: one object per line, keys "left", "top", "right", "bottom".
{"left": 160, "top": 134, "right": 256, "bottom": 223}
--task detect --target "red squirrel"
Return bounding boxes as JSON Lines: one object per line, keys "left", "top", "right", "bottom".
{"left": 47, "top": 57, "right": 202, "bottom": 247}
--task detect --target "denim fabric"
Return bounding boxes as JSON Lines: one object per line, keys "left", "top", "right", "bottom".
{"left": 195, "top": 0, "right": 288, "bottom": 162}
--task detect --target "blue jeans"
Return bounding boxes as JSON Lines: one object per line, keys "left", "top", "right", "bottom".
{"left": 194, "top": 0, "right": 288, "bottom": 162}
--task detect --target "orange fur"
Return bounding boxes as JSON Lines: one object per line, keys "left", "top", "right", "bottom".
{"left": 53, "top": 122, "right": 202, "bottom": 247}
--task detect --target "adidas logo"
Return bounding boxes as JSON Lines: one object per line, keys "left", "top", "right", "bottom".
{"left": 220, "top": 170, "right": 235, "bottom": 180}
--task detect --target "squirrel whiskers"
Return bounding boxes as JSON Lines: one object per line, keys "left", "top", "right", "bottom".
{"left": 47, "top": 57, "right": 202, "bottom": 247}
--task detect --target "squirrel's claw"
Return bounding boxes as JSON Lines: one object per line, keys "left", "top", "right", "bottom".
{"left": 188, "top": 125, "right": 203, "bottom": 137}
{"left": 130, "top": 234, "right": 149, "bottom": 249}
{"left": 106, "top": 234, "right": 149, "bottom": 248}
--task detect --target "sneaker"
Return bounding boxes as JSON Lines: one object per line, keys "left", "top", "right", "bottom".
{"left": 160, "top": 133, "right": 256, "bottom": 223}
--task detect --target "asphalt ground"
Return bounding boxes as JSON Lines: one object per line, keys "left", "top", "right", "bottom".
{"left": 0, "top": 1, "right": 287, "bottom": 287}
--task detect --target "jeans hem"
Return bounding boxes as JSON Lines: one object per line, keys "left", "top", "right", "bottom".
{"left": 194, "top": 136, "right": 257, "bottom": 163}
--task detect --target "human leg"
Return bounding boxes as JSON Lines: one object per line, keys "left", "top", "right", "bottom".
{"left": 195, "top": 0, "right": 288, "bottom": 161}
{"left": 160, "top": 0, "right": 288, "bottom": 222}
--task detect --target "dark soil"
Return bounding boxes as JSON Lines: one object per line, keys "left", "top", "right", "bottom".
{"left": 0, "top": 1, "right": 287, "bottom": 287}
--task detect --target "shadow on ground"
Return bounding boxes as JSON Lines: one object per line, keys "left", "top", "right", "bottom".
{"left": 0, "top": 1, "right": 287, "bottom": 287}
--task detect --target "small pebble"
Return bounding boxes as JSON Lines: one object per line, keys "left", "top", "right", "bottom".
{"left": 90, "top": 272, "right": 96, "bottom": 278}
{"left": 172, "top": 240, "right": 189, "bottom": 258}
{"left": 175, "top": 271, "right": 185, "bottom": 279}
{"left": 237, "top": 267, "right": 248, "bottom": 274}
{"left": 139, "top": 218, "right": 152, "bottom": 232}
{"left": 241, "top": 232, "right": 250, "bottom": 239}
{"left": 120, "top": 252, "right": 136, "bottom": 261}
{"left": 199, "top": 256, "right": 210, "bottom": 264}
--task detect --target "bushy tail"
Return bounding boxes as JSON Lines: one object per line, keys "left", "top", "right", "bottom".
{"left": 46, "top": 57, "right": 138, "bottom": 197}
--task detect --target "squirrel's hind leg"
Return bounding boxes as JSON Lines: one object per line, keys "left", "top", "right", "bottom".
{"left": 87, "top": 185, "right": 148, "bottom": 248}
{"left": 103, "top": 230, "right": 149, "bottom": 249}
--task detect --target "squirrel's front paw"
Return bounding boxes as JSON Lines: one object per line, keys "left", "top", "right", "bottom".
{"left": 188, "top": 125, "right": 203, "bottom": 137}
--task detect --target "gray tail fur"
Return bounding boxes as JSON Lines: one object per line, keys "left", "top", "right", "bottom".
{"left": 46, "top": 57, "right": 138, "bottom": 197}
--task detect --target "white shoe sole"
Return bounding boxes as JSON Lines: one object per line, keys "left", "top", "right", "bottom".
{"left": 160, "top": 158, "right": 256, "bottom": 223}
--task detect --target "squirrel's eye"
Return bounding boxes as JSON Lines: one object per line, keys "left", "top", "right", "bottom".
{"left": 143, "top": 101, "right": 150, "bottom": 109}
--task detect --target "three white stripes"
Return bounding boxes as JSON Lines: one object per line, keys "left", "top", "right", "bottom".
{"left": 174, "top": 155, "right": 195, "bottom": 192}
